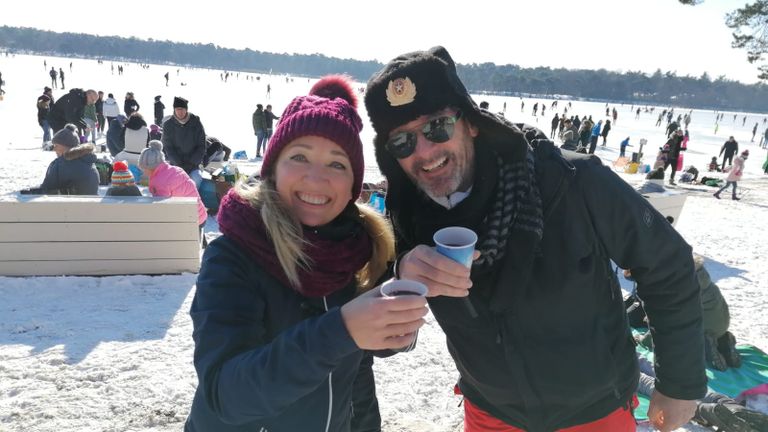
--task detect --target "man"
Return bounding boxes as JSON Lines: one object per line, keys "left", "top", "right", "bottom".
{"left": 589, "top": 119, "right": 602, "bottom": 154}
{"left": 49, "top": 67, "right": 58, "bottom": 89}
{"left": 719, "top": 136, "right": 739, "bottom": 171}
{"left": 154, "top": 95, "right": 165, "bottom": 126}
{"left": 252, "top": 103, "right": 267, "bottom": 158}
{"left": 264, "top": 104, "right": 280, "bottom": 149}
{"left": 49, "top": 88, "right": 99, "bottom": 134}
{"left": 364, "top": 46, "right": 705, "bottom": 432}
{"left": 162, "top": 96, "right": 206, "bottom": 187}
{"left": 95, "top": 91, "right": 106, "bottom": 138}
{"left": 37, "top": 87, "right": 54, "bottom": 149}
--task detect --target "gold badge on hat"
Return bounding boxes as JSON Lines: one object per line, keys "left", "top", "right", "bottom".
{"left": 386, "top": 77, "right": 417, "bottom": 107}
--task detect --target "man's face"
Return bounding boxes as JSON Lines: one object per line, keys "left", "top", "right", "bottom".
{"left": 174, "top": 107, "right": 188, "bottom": 119}
{"left": 389, "top": 108, "right": 477, "bottom": 197}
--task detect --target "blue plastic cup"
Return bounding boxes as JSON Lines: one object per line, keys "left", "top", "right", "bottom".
{"left": 433, "top": 227, "right": 477, "bottom": 268}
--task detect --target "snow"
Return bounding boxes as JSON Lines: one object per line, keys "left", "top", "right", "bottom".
{"left": 0, "top": 53, "right": 766, "bottom": 431}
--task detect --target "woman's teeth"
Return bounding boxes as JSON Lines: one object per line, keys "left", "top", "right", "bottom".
{"left": 297, "top": 193, "right": 330, "bottom": 205}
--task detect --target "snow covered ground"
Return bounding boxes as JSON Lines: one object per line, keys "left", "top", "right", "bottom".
{"left": 0, "top": 53, "right": 766, "bottom": 431}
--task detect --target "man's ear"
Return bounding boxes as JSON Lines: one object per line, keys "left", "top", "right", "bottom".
{"left": 466, "top": 120, "right": 479, "bottom": 138}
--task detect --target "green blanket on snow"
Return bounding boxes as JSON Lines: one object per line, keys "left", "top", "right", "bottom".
{"left": 634, "top": 344, "right": 768, "bottom": 421}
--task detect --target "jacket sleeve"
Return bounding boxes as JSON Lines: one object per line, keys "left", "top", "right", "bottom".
{"left": 162, "top": 125, "right": 179, "bottom": 165}
{"left": 40, "top": 159, "right": 61, "bottom": 193}
{"left": 191, "top": 238, "right": 360, "bottom": 424}
{"left": 191, "top": 120, "right": 207, "bottom": 168}
{"left": 577, "top": 157, "right": 706, "bottom": 400}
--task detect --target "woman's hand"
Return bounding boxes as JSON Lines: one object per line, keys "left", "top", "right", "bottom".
{"left": 341, "top": 287, "right": 428, "bottom": 350}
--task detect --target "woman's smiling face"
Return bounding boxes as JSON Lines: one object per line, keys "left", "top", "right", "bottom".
{"left": 274, "top": 135, "right": 354, "bottom": 227}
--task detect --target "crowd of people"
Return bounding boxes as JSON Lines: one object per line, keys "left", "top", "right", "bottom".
{"left": 16, "top": 50, "right": 768, "bottom": 432}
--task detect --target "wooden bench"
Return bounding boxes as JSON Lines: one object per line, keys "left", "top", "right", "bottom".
{"left": 643, "top": 190, "right": 688, "bottom": 227}
{"left": 0, "top": 195, "right": 201, "bottom": 276}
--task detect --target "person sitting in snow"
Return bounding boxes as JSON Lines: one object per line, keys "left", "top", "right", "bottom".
{"left": 20, "top": 124, "right": 99, "bottom": 195}
{"left": 105, "top": 161, "right": 142, "bottom": 197}
{"left": 626, "top": 252, "right": 741, "bottom": 372}
{"left": 653, "top": 145, "right": 668, "bottom": 170}
{"left": 708, "top": 156, "right": 721, "bottom": 172}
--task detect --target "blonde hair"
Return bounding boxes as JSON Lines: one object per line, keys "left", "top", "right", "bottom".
{"left": 235, "top": 179, "right": 394, "bottom": 292}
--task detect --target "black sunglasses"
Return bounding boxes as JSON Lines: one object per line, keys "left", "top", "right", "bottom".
{"left": 385, "top": 110, "right": 462, "bottom": 159}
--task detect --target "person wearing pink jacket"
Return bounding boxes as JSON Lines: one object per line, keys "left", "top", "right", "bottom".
{"left": 138, "top": 140, "right": 208, "bottom": 227}
{"left": 714, "top": 149, "right": 749, "bottom": 200}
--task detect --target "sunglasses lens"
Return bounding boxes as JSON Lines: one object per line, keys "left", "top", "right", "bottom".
{"left": 386, "top": 112, "right": 461, "bottom": 159}
{"left": 423, "top": 117, "right": 454, "bottom": 144}
{"left": 386, "top": 132, "right": 416, "bottom": 159}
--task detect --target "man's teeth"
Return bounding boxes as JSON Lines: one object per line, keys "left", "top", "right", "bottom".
{"left": 298, "top": 193, "right": 330, "bottom": 205}
{"left": 422, "top": 156, "right": 448, "bottom": 172}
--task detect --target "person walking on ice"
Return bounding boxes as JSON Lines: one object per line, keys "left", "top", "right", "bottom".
{"left": 714, "top": 150, "right": 748, "bottom": 200}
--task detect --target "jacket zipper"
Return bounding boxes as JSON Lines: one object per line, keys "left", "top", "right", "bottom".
{"left": 323, "top": 296, "right": 333, "bottom": 432}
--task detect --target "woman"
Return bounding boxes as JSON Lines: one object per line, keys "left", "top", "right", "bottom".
{"left": 116, "top": 112, "right": 150, "bottom": 179}
{"left": 185, "top": 76, "right": 427, "bottom": 432}
{"left": 124, "top": 91, "right": 140, "bottom": 116}
{"left": 103, "top": 93, "right": 120, "bottom": 128}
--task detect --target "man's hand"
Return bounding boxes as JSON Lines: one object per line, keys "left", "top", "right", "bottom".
{"left": 397, "top": 245, "right": 476, "bottom": 298}
{"left": 340, "top": 288, "right": 428, "bottom": 351}
{"left": 647, "top": 390, "right": 697, "bottom": 432}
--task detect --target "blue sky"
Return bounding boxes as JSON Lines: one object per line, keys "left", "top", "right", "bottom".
{"left": 3, "top": 0, "right": 758, "bottom": 83}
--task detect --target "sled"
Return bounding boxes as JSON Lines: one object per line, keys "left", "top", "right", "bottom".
{"left": 612, "top": 156, "right": 630, "bottom": 172}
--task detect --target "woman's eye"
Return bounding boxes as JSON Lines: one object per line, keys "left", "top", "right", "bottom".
{"left": 330, "top": 161, "right": 347, "bottom": 170}
{"left": 289, "top": 154, "right": 307, "bottom": 162}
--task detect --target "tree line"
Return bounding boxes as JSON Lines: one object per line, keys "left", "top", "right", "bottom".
{"left": 2, "top": 25, "right": 767, "bottom": 113}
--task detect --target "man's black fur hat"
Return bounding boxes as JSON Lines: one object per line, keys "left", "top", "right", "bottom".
{"left": 364, "top": 46, "right": 528, "bottom": 185}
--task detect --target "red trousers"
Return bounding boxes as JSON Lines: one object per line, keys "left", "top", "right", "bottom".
{"left": 461, "top": 391, "right": 637, "bottom": 432}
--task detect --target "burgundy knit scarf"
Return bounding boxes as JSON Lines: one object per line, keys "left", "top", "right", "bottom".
{"left": 217, "top": 191, "right": 372, "bottom": 298}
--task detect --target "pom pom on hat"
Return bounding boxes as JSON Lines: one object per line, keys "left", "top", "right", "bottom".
{"left": 138, "top": 140, "right": 166, "bottom": 170}
{"left": 111, "top": 161, "right": 136, "bottom": 187}
{"left": 52, "top": 124, "right": 81, "bottom": 148}
{"left": 261, "top": 75, "right": 365, "bottom": 199}
{"left": 309, "top": 75, "right": 358, "bottom": 108}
